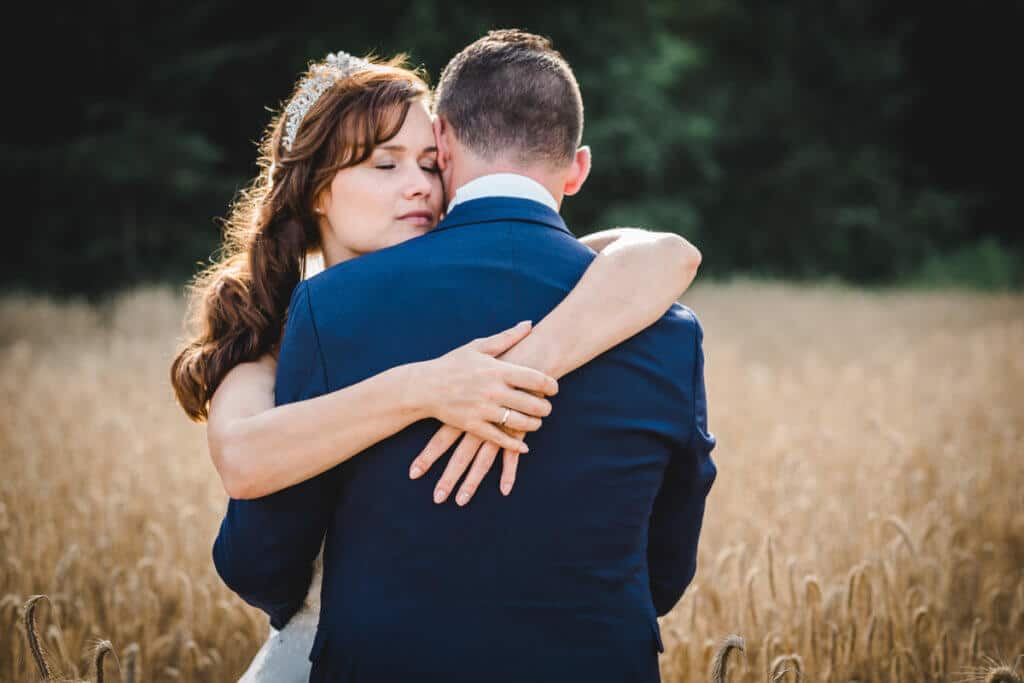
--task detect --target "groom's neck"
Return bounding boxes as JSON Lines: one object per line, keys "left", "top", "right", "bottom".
{"left": 448, "top": 155, "right": 566, "bottom": 209}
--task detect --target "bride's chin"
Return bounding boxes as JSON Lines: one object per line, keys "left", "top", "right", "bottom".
{"left": 384, "top": 227, "right": 431, "bottom": 249}
{"left": 406, "top": 223, "right": 435, "bottom": 238}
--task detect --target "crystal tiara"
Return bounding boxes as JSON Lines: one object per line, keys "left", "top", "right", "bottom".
{"left": 281, "top": 51, "right": 370, "bottom": 152}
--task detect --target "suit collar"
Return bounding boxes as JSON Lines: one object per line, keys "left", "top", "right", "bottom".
{"left": 447, "top": 173, "right": 558, "bottom": 213}
{"left": 431, "top": 197, "right": 573, "bottom": 238}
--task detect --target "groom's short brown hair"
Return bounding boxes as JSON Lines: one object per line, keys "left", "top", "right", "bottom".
{"left": 435, "top": 29, "right": 583, "bottom": 166}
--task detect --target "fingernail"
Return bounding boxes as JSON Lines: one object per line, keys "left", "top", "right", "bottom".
{"left": 456, "top": 492, "right": 470, "bottom": 506}
{"left": 516, "top": 320, "right": 531, "bottom": 328}
{"left": 500, "top": 482, "right": 511, "bottom": 496}
{"left": 409, "top": 465, "right": 422, "bottom": 479}
{"left": 520, "top": 443, "right": 530, "bottom": 453}
{"left": 433, "top": 488, "right": 446, "bottom": 504}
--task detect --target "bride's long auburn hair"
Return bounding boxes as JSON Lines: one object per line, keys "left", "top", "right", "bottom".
{"left": 171, "top": 55, "right": 429, "bottom": 421}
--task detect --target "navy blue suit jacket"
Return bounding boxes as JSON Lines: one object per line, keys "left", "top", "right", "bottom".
{"left": 213, "top": 197, "right": 716, "bottom": 682}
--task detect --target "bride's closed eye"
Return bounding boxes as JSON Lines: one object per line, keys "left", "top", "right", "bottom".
{"left": 374, "top": 162, "right": 437, "bottom": 174}
{"left": 419, "top": 149, "right": 439, "bottom": 174}
{"left": 371, "top": 154, "right": 436, "bottom": 174}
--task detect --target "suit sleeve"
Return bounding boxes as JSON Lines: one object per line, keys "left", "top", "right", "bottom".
{"left": 211, "top": 281, "right": 340, "bottom": 629}
{"left": 647, "top": 315, "right": 717, "bottom": 617}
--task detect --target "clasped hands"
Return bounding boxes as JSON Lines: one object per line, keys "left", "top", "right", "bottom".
{"left": 406, "top": 320, "right": 557, "bottom": 507}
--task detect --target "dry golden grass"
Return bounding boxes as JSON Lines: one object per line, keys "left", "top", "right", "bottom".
{"left": 1, "top": 283, "right": 1022, "bottom": 682}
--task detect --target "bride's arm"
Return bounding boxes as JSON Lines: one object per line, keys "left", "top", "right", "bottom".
{"left": 208, "top": 357, "right": 415, "bottom": 500}
{"left": 414, "top": 228, "right": 701, "bottom": 505}
{"left": 213, "top": 228, "right": 699, "bottom": 502}
{"left": 524, "top": 227, "right": 701, "bottom": 378}
{"left": 208, "top": 323, "right": 557, "bottom": 500}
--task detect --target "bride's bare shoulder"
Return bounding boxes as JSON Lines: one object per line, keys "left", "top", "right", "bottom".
{"left": 209, "top": 354, "right": 277, "bottom": 423}
{"left": 222, "top": 354, "right": 276, "bottom": 385}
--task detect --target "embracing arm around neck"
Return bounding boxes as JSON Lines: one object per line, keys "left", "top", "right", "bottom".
{"left": 509, "top": 227, "right": 702, "bottom": 378}
{"left": 411, "top": 226, "right": 702, "bottom": 506}
{"left": 208, "top": 227, "right": 700, "bottom": 501}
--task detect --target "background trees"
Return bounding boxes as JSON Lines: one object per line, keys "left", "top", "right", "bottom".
{"left": 8, "top": 0, "right": 1019, "bottom": 293}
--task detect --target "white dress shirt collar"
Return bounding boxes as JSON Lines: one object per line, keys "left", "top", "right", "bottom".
{"left": 447, "top": 173, "right": 558, "bottom": 213}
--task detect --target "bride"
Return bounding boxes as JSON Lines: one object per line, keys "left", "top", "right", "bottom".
{"left": 170, "top": 51, "right": 701, "bottom": 682}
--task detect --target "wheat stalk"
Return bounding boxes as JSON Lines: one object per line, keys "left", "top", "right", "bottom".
{"left": 710, "top": 634, "right": 745, "bottom": 683}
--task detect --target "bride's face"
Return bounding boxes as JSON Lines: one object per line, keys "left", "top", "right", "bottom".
{"left": 316, "top": 100, "right": 443, "bottom": 267}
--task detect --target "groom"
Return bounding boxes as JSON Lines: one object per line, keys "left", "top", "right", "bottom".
{"left": 214, "top": 30, "right": 716, "bottom": 681}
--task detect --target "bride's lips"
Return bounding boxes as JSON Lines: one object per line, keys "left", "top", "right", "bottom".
{"left": 397, "top": 210, "right": 434, "bottom": 226}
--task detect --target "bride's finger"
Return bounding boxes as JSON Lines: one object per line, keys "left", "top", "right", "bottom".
{"left": 410, "top": 424, "right": 462, "bottom": 479}
{"left": 490, "top": 406, "right": 542, "bottom": 433}
{"left": 468, "top": 320, "right": 532, "bottom": 356}
{"left": 468, "top": 421, "right": 529, "bottom": 454}
{"left": 455, "top": 441, "right": 500, "bottom": 506}
{"left": 498, "top": 388, "right": 552, "bottom": 419}
{"left": 434, "top": 433, "right": 483, "bottom": 504}
{"left": 500, "top": 449, "right": 519, "bottom": 496}
{"left": 499, "top": 363, "right": 558, "bottom": 396}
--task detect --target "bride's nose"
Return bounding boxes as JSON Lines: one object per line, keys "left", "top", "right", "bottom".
{"left": 403, "top": 165, "right": 433, "bottom": 199}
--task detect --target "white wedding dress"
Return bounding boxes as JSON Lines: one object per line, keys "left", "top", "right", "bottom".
{"left": 238, "top": 549, "right": 323, "bottom": 682}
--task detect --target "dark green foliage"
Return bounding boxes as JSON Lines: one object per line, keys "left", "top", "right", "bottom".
{"left": 8, "top": 0, "right": 1018, "bottom": 293}
{"left": 910, "top": 239, "right": 1022, "bottom": 291}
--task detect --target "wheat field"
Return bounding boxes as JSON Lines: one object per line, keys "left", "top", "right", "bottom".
{"left": 1, "top": 283, "right": 1022, "bottom": 682}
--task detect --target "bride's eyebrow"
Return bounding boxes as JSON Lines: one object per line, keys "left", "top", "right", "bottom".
{"left": 376, "top": 144, "right": 437, "bottom": 154}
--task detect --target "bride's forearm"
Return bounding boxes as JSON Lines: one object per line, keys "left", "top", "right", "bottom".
{"left": 577, "top": 228, "right": 627, "bottom": 253}
{"left": 505, "top": 229, "right": 701, "bottom": 378}
{"left": 211, "top": 364, "right": 426, "bottom": 500}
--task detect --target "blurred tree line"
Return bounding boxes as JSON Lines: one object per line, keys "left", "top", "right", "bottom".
{"left": 7, "top": 0, "right": 1020, "bottom": 294}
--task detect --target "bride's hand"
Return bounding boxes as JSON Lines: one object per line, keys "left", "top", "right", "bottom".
{"left": 412, "top": 321, "right": 557, "bottom": 456}
{"left": 410, "top": 426, "right": 527, "bottom": 506}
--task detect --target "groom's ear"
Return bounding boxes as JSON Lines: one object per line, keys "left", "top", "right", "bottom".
{"left": 562, "top": 146, "right": 591, "bottom": 197}
{"left": 433, "top": 117, "right": 450, "bottom": 172}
